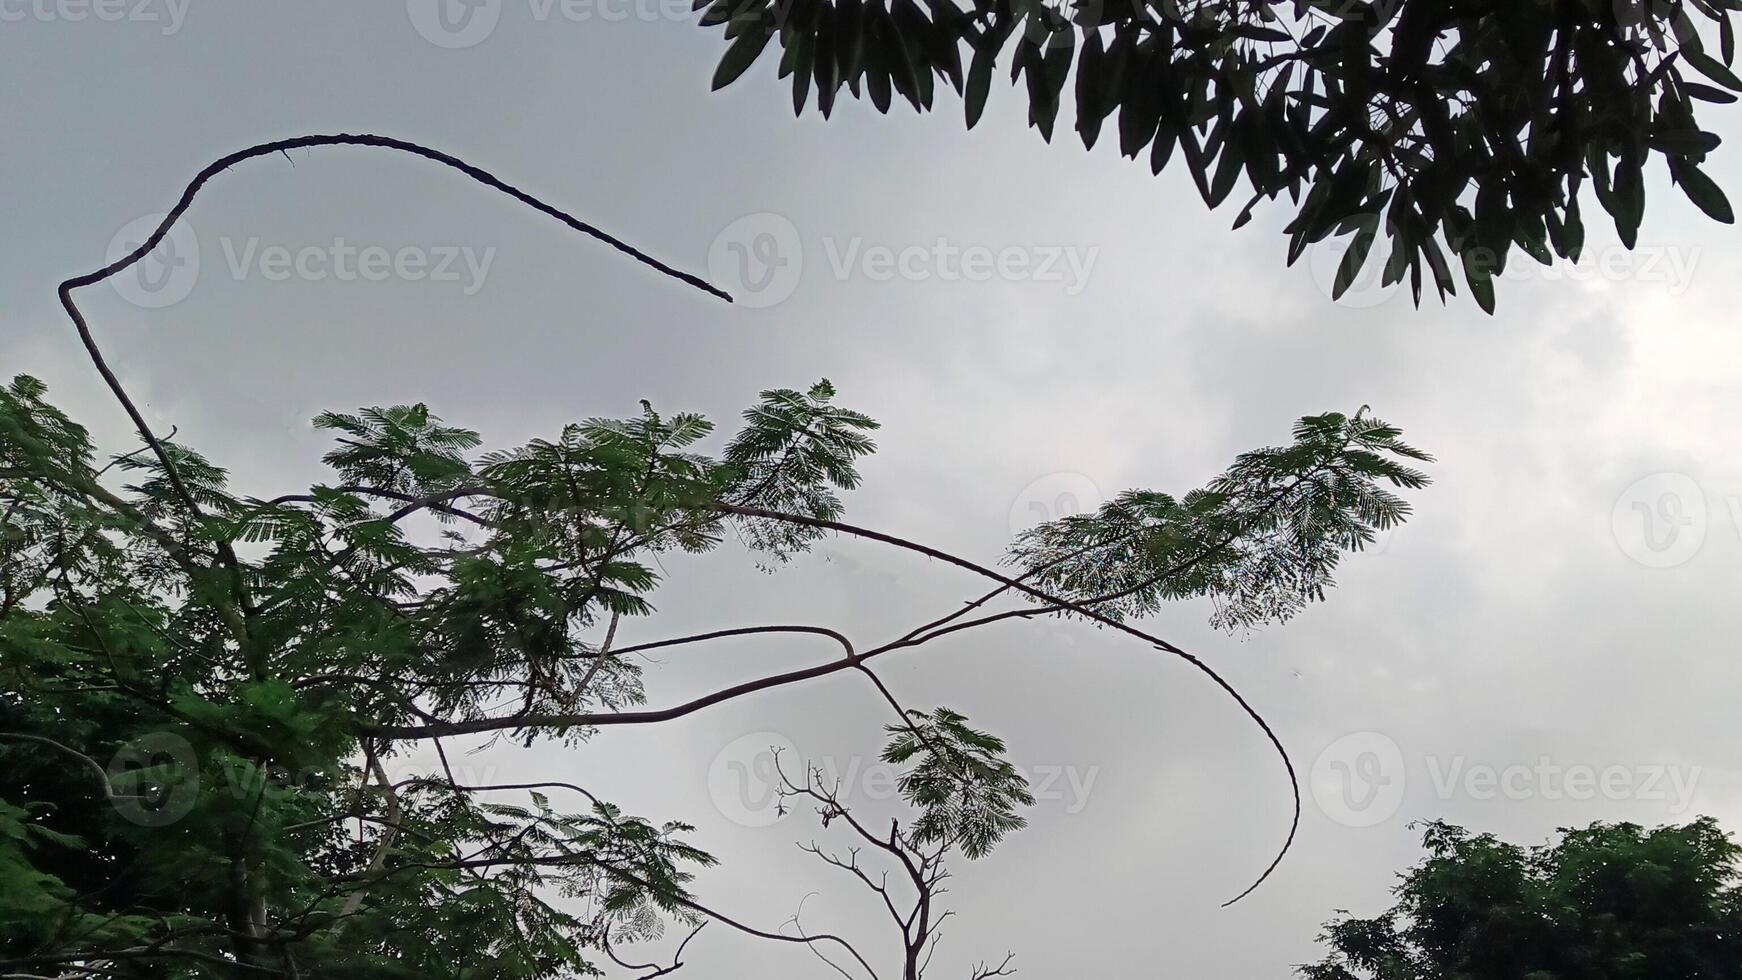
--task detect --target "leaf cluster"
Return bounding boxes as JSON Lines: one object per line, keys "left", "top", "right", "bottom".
{"left": 1303, "top": 817, "right": 1742, "bottom": 980}
{"left": 1008, "top": 409, "right": 1431, "bottom": 629}
{"left": 709, "top": 0, "right": 1742, "bottom": 310}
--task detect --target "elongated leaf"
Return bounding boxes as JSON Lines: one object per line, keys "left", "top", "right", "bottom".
{"left": 965, "top": 40, "right": 994, "bottom": 128}
{"left": 1672, "top": 158, "right": 1736, "bottom": 222}
{"left": 713, "top": 24, "right": 774, "bottom": 90}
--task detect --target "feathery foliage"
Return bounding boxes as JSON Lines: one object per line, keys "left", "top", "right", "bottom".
{"left": 1008, "top": 409, "right": 1431, "bottom": 628}
{"left": 0, "top": 374, "right": 1427, "bottom": 977}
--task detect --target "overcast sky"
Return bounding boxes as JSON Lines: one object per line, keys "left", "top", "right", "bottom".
{"left": 6, "top": 4, "right": 1742, "bottom": 977}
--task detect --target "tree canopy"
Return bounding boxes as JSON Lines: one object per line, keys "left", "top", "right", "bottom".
{"left": 0, "top": 368, "right": 1429, "bottom": 977}
{"left": 0, "top": 136, "right": 1434, "bottom": 978}
{"left": 1302, "top": 817, "right": 1742, "bottom": 979}
{"left": 707, "top": 0, "right": 1742, "bottom": 311}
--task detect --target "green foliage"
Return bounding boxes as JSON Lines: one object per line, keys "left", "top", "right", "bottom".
{"left": 314, "top": 404, "right": 482, "bottom": 498}
{"left": 1, "top": 379, "right": 872, "bottom": 977}
{"left": 1009, "top": 409, "right": 1430, "bottom": 629}
{"left": 883, "top": 707, "right": 1036, "bottom": 859}
{"left": 723, "top": 379, "right": 880, "bottom": 558}
{"left": 706, "top": 0, "right": 1742, "bottom": 310}
{"left": 1302, "top": 817, "right": 1742, "bottom": 980}
{"left": 0, "top": 373, "right": 1426, "bottom": 976}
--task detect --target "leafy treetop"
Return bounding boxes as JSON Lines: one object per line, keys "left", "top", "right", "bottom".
{"left": 1302, "top": 817, "right": 1742, "bottom": 979}
{"left": 1, "top": 372, "right": 1429, "bottom": 977}
{"left": 2, "top": 134, "right": 1435, "bottom": 978}
{"left": 708, "top": 0, "right": 1742, "bottom": 311}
